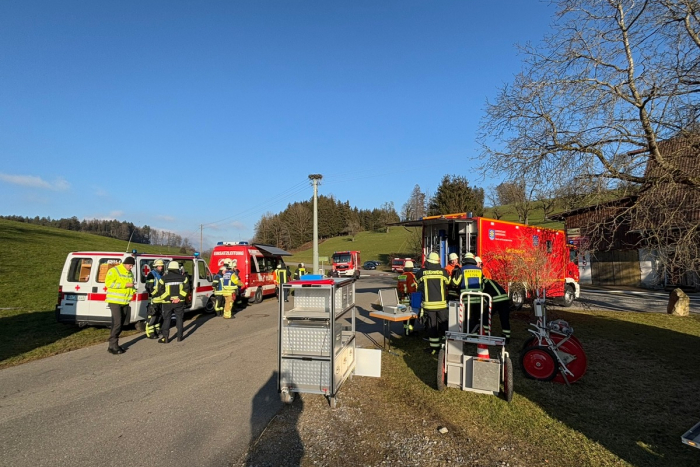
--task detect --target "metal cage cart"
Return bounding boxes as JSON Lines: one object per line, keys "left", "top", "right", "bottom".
{"left": 278, "top": 277, "right": 356, "bottom": 408}
{"left": 520, "top": 295, "right": 587, "bottom": 385}
{"left": 438, "top": 291, "right": 513, "bottom": 402}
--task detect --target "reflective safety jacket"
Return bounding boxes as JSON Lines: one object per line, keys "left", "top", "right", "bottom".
{"left": 220, "top": 269, "right": 241, "bottom": 294}
{"left": 105, "top": 264, "right": 135, "bottom": 305}
{"left": 482, "top": 278, "right": 509, "bottom": 303}
{"left": 275, "top": 268, "right": 288, "bottom": 285}
{"left": 416, "top": 265, "right": 450, "bottom": 310}
{"left": 145, "top": 270, "right": 165, "bottom": 303}
{"left": 460, "top": 264, "right": 484, "bottom": 304}
{"left": 448, "top": 265, "right": 463, "bottom": 291}
{"left": 157, "top": 271, "right": 191, "bottom": 304}
{"left": 212, "top": 272, "right": 224, "bottom": 296}
{"left": 294, "top": 267, "right": 306, "bottom": 280}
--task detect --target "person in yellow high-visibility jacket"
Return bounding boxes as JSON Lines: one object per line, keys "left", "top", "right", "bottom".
{"left": 274, "top": 263, "right": 289, "bottom": 302}
{"left": 104, "top": 256, "right": 136, "bottom": 355}
{"left": 221, "top": 259, "right": 242, "bottom": 318}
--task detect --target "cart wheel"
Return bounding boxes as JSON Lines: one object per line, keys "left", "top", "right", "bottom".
{"left": 552, "top": 337, "right": 588, "bottom": 385}
{"left": 521, "top": 346, "right": 558, "bottom": 381}
{"left": 437, "top": 348, "right": 447, "bottom": 391}
{"left": 502, "top": 356, "right": 514, "bottom": 402}
{"left": 280, "top": 389, "right": 294, "bottom": 404}
{"left": 523, "top": 336, "right": 587, "bottom": 384}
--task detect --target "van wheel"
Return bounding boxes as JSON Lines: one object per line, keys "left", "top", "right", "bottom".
{"left": 134, "top": 321, "right": 146, "bottom": 332}
{"left": 205, "top": 297, "right": 215, "bottom": 313}
{"left": 253, "top": 288, "right": 263, "bottom": 304}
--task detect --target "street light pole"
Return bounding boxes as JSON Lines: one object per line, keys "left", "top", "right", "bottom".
{"left": 309, "top": 174, "right": 323, "bottom": 274}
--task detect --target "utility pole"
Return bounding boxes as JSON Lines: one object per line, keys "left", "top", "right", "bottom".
{"left": 200, "top": 224, "right": 203, "bottom": 254}
{"left": 309, "top": 174, "right": 323, "bottom": 274}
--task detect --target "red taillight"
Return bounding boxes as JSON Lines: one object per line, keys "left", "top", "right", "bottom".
{"left": 57, "top": 285, "right": 64, "bottom": 305}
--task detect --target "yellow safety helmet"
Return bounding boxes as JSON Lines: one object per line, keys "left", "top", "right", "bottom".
{"left": 168, "top": 261, "right": 180, "bottom": 270}
{"left": 404, "top": 260, "right": 414, "bottom": 269}
{"left": 153, "top": 259, "right": 164, "bottom": 267}
{"left": 448, "top": 253, "right": 458, "bottom": 261}
{"left": 464, "top": 252, "right": 475, "bottom": 260}
{"left": 427, "top": 252, "right": 440, "bottom": 264}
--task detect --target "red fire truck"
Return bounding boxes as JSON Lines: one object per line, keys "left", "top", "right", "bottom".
{"left": 331, "top": 251, "right": 361, "bottom": 279}
{"left": 398, "top": 214, "right": 579, "bottom": 308}
{"left": 209, "top": 242, "right": 292, "bottom": 304}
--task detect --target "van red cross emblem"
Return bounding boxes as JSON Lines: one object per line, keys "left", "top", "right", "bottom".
{"left": 75, "top": 285, "right": 80, "bottom": 291}
{"left": 103, "top": 286, "right": 108, "bottom": 292}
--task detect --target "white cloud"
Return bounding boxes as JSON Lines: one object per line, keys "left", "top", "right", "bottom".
{"left": 84, "top": 210, "right": 125, "bottom": 221}
{"left": 0, "top": 173, "right": 70, "bottom": 191}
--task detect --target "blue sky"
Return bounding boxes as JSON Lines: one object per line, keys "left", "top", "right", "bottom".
{"left": 1, "top": 0, "right": 556, "bottom": 249}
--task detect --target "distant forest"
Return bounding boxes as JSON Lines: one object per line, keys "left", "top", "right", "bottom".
{"left": 0, "top": 215, "right": 191, "bottom": 249}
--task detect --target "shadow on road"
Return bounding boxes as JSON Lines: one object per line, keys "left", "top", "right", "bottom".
{"left": 242, "top": 371, "right": 304, "bottom": 466}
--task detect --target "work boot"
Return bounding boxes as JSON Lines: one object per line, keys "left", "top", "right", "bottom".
{"left": 158, "top": 337, "right": 169, "bottom": 344}
{"left": 107, "top": 347, "right": 124, "bottom": 355}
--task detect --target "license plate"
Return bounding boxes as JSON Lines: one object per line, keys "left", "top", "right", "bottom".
{"left": 66, "top": 294, "right": 86, "bottom": 301}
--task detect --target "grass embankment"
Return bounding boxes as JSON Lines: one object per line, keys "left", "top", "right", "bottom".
{"left": 379, "top": 308, "right": 700, "bottom": 466}
{"left": 0, "top": 219, "right": 185, "bottom": 368}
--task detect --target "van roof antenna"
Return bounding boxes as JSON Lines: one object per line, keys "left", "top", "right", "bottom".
{"left": 125, "top": 230, "right": 135, "bottom": 253}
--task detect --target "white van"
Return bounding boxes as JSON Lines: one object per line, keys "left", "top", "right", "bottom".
{"left": 55, "top": 251, "right": 215, "bottom": 329}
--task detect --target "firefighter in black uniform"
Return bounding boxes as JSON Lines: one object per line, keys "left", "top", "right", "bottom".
{"left": 416, "top": 252, "right": 450, "bottom": 354}
{"left": 481, "top": 277, "right": 511, "bottom": 343}
{"left": 144, "top": 259, "right": 165, "bottom": 338}
{"left": 157, "top": 261, "right": 191, "bottom": 343}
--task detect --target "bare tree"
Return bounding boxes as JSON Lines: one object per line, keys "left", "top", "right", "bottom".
{"left": 479, "top": 0, "right": 700, "bottom": 278}
{"left": 495, "top": 179, "right": 535, "bottom": 224}
{"left": 401, "top": 185, "right": 427, "bottom": 221}
{"left": 535, "top": 188, "right": 557, "bottom": 221}
{"left": 486, "top": 186, "right": 508, "bottom": 220}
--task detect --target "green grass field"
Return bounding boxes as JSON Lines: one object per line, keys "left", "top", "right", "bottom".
{"left": 384, "top": 308, "right": 700, "bottom": 466}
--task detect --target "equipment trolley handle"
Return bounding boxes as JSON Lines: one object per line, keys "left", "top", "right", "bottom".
{"left": 458, "top": 291, "right": 492, "bottom": 336}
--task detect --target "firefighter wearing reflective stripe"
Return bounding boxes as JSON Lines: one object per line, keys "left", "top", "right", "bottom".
{"left": 221, "top": 259, "right": 242, "bottom": 319}
{"left": 275, "top": 264, "right": 289, "bottom": 302}
{"left": 157, "top": 261, "right": 190, "bottom": 343}
{"left": 460, "top": 253, "right": 484, "bottom": 333}
{"left": 445, "top": 252, "right": 462, "bottom": 301}
{"left": 294, "top": 263, "right": 306, "bottom": 280}
{"left": 416, "top": 252, "right": 450, "bottom": 353}
{"left": 482, "top": 277, "right": 511, "bottom": 342}
{"left": 145, "top": 259, "right": 165, "bottom": 338}
{"left": 212, "top": 264, "right": 226, "bottom": 316}
{"left": 105, "top": 256, "right": 136, "bottom": 355}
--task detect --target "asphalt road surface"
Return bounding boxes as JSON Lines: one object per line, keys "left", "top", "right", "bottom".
{"left": 0, "top": 274, "right": 396, "bottom": 467}
{"left": 1, "top": 273, "right": 695, "bottom": 467}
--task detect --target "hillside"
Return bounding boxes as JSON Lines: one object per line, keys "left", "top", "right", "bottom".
{"left": 285, "top": 226, "right": 419, "bottom": 268}
{"left": 0, "top": 219, "right": 186, "bottom": 312}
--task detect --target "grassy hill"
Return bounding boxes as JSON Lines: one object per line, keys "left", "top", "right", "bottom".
{"left": 285, "top": 226, "right": 419, "bottom": 269}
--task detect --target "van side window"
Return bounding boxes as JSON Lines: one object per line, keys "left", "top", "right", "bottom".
{"left": 97, "top": 259, "right": 122, "bottom": 283}
{"left": 250, "top": 257, "right": 260, "bottom": 273}
{"left": 198, "top": 260, "right": 210, "bottom": 280}
{"left": 68, "top": 258, "right": 93, "bottom": 282}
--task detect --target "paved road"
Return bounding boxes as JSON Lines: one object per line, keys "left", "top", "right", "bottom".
{"left": 0, "top": 275, "right": 395, "bottom": 467}
{"left": 575, "top": 287, "right": 700, "bottom": 314}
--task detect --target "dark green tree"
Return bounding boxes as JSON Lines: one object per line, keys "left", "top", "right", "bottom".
{"left": 428, "top": 175, "right": 484, "bottom": 216}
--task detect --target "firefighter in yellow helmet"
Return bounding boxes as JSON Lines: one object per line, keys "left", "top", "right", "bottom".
{"left": 416, "top": 252, "right": 450, "bottom": 354}
{"left": 220, "top": 259, "right": 242, "bottom": 318}
{"left": 145, "top": 259, "right": 165, "bottom": 338}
